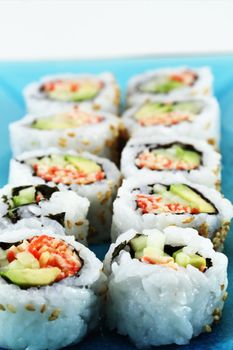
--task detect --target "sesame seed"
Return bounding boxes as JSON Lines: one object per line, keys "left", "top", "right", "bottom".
{"left": 25, "top": 304, "right": 36, "bottom": 311}
{"left": 48, "top": 308, "right": 61, "bottom": 321}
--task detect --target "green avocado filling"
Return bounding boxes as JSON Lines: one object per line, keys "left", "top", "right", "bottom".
{"left": 31, "top": 109, "right": 103, "bottom": 130}
{"left": 155, "top": 145, "right": 200, "bottom": 167}
{"left": 31, "top": 115, "right": 74, "bottom": 130}
{"left": 134, "top": 100, "right": 203, "bottom": 124}
{"left": 32, "top": 154, "right": 101, "bottom": 174}
{"left": 139, "top": 77, "right": 183, "bottom": 94}
{"left": 130, "top": 232, "right": 207, "bottom": 271}
{"left": 41, "top": 80, "right": 102, "bottom": 102}
{"left": 168, "top": 184, "right": 216, "bottom": 213}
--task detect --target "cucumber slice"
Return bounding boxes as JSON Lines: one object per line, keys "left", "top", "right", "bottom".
{"left": 130, "top": 235, "right": 147, "bottom": 252}
{"left": 12, "top": 187, "right": 36, "bottom": 207}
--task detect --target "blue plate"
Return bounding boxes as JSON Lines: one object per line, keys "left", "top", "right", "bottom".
{"left": 0, "top": 55, "right": 233, "bottom": 350}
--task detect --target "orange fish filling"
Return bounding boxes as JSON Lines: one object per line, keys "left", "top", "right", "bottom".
{"left": 7, "top": 235, "right": 82, "bottom": 281}
{"left": 33, "top": 163, "right": 105, "bottom": 185}
{"left": 169, "top": 70, "right": 197, "bottom": 86}
{"left": 41, "top": 79, "right": 103, "bottom": 94}
{"left": 138, "top": 111, "right": 192, "bottom": 127}
{"left": 136, "top": 193, "right": 200, "bottom": 215}
{"left": 136, "top": 150, "right": 199, "bottom": 171}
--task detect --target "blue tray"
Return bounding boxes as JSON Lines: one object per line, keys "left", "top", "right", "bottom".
{"left": 0, "top": 55, "right": 233, "bottom": 350}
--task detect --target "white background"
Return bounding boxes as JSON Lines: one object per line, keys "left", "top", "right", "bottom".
{"left": 0, "top": 0, "right": 232, "bottom": 60}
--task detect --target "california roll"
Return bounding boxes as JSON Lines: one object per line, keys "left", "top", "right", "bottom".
{"left": 9, "top": 149, "right": 121, "bottom": 243}
{"left": 24, "top": 72, "right": 120, "bottom": 115}
{"left": 105, "top": 227, "right": 228, "bottom": 347}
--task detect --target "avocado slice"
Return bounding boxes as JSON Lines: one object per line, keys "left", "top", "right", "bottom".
{"left": 0, "top": 267, "right": 61, "bottom": 287}
{"left": 135, "top": 102, "right": 173, "bottom": 121}
{"left": 65, "top": 155, "right": 101, "bottom": 174}
{"left": 175, "top": 146, "right": 201, "bottom": 167}
{"left": 139, "top": 78, "right": 183, "bottom": 94}
{"left": 48, "top": 83, "right": 100, "bottom": 102}
{"left": 173, "top": 100, "right": 203, "bottom": 115}
{"left": 12, "top": 187, "right": 36, "bottom": 207}
{"left": 170, "top": 184, "right": 216, "bottom": 213}
{"left": 32, "top": 116, "right": 69, "bottom": 130}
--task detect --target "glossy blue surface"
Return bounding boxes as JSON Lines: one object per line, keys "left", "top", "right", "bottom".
{"left": 0, "top": 55, "right": 233, "bottom": 349}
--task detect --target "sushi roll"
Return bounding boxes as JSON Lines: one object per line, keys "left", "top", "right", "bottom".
{"left": 9, "top": 106, "right": 121, "bottom": 162}
{"left": 0, "top": 184, "right": 90, "bottom": 244}
{"left": 127, "top": 67, "right": 212, "bottom": 106}
{"left": 24, "top": 72, "right": 120, "bottom": 115}
{"left": 9, "top": 149, "right": 121, "bottom": 243}
{"left": 0, "top": 226, "right": 106, "bottom": 349}
{"left": 122, "top": 96, "right": 220, "bottom": 148}
{"left": 104, "top": 227, "right": 228, "bottom": 347}
{"left": 111, "top": 174, "right": 233, "bottom": 249}
{"left": 121, "top": 136, "right": 221, "bottom": 189}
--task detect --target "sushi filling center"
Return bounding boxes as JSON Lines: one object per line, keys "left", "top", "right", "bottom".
{"left": 25, "top": 154, "right": 105, "bottom": 185}
{"left": 135, "top": 143, "right": 201, "bottom": 171}
{"left": 134, "top": 100, "right": 203, "bottom": 127}
{"left": 135, "top": 184, "right": 216, "bottom": 215}
{"left": 31, "top": 107, "right": 104, "bottom": 130}
{"left": 40, "top": 78, "right": 103, "bottom": 102}
{"left": 129, "top": 233, "right": 208, "bottom": 272}
{"left": 0, "top": 235, "right": 82, "bottom": 287}
{"left": 138, "top": 70, "right": 197, "bottom": 94}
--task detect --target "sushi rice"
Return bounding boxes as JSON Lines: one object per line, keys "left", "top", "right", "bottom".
{"left": 104, "top": 226, "right": 228, "bottom": 347}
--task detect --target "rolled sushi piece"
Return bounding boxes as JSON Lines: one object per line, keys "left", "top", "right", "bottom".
{"left": 9, "top": 106, "right": 121, "bottom": 162}
{"left": 121, "top": 135, "right": 221, "bottom": 189}
{"left": 9, "top": 149, "right": 121, "bottom": 243}
{"left": 111, "top": 173, "right": 233, "bottom": 249}
{"left": 122, "top": 96, "right": 220, "bottom": 148}
{"left": 0, "top": 226, "right": 106, "bottom": 350}
{"left": 104, "top": 227, "right": 228, "bottom": 347}
{"left": 0, "top": 184, "right": 90, "bottom": 244}
{"left": 126, "top": 67, "right": 213, "bottom": 106}
{"left": 24, "top": 72, "right": 120, "bottom": 115}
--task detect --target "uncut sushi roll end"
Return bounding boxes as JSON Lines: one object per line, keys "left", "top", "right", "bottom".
{"left": 104, "top": 227, "right": 228, "bottom": 348}
{"left": 0, "top": 226, "right": 106, "bottom": 350}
